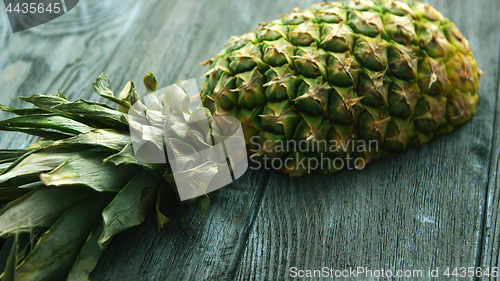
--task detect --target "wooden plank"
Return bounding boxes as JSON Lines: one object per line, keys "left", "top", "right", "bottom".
{"left": 479, "top": 37, "right": 500, "bottom": 281}
{"left": 233, "top": 0, "right": 500, "bottom": 279}
{"left": 480, "top": 94, "right": 500, "bottom": 280}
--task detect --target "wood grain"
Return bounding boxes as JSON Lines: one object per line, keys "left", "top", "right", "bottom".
{"left": 0, "top": 0, "right": 498, "bottom": 280}
{"left": 0, "top": 0, "right": 140, "bottom": 149}
{"left": 480, "top": 84, "right": 500, "bottom": 280}
{"left": 479, "top": 34, "right": 500, "bottom": 280}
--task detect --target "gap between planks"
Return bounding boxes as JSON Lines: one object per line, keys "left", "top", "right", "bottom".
{"left": 477, "top": 40, "right": 500, "bottom": 279}
{"left": 225, "top": 170, "right": 272, "bottom": 280}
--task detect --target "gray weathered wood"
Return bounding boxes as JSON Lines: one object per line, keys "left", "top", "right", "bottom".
{"left": 479, "top": 41, "right": 500, "bottom": 280}
{"left": 0, "top": 0, "right": 140, "bottom": 149}
{"left": 479, "top": 89, "right": 500, "bottom": 281}
{"left": 0, "top": 0, "right": 499, "bottom": 280}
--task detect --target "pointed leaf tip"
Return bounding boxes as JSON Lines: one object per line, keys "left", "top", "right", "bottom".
{"left": 117, "top": 81, "right": 138, "bottom": 113}
{"left": 198, "top": 195, "right": 211, "bottom": 218}
{"left": 98, "top": 170, "right": 160, "bottom": 244}
{"left": 143, "top": 72, "right": 158, "bottom": 94}
{"left": 156, "top": 188, "right": 170, "bottom": 234}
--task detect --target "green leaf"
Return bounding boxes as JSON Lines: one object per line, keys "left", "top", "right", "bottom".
{"left": 17, "top": 94, "right": 69, "bottom": 111}
{"left": 0, "top": 162, "right": 13, "bottom": 174}
{"left": 143, "top": 72, "right": 158, "bottom": 94}
{"left": 93, "top": 73, "right": 132, "bottom": 111}
{"left": 54, "top": 91, "right": 70, "bottom": 101}
{"left": 0, "top": 104, "right": 47, "bottom": 115}
{"left": 99, "top": 170, "right": 161, "bottom": 244}
{"left": 24, "top": 139, "right": 55, "bottom": 150}
{"left": 47, "top": 129, "right": 132, "bottom": 151}
{"left": 0, "top": 150, "right": 29, "bottom": 161}
{"left": 0, "top": 148, "right": 77, "bottom": 188}
{"left": 0, "top": 114, "right": 94, "bottom": 135}
{"left": 51, "top": 100, "right": 127, "bottom": 129}
{"left": 103, "top": 143, "right": 165, "bottom": 175}
{"left": 126, "top": 115, "right": 165, "bottom": 153}
{"left": 2, "top": 229, "right": 19, "bottom": 281}
{"left": 117, "top": 81, "right": 138, "bottom": 113}
{"left": 40, "top": 150, "right": 138, "bottom": 192}
{"left": 156, "top": 188, "right": 170, "bottom": 234}
{"left": 164, "top": 138, "right": 200, "bottom": 171}
{"left": 13, "top": 195, "right": 112, "bottom": 281}
{"left": 0, "top": 181, "right": 42, "bottom": 201}
{"left": 0, "top": 185, "right": 94, "bottom": 237}
{"left": 198, "top": 195, "right": 211, "bottom": 218}
{"left": 67, "top": 222, "right": 108, "bottom": 281}
{"left": 165, "top": 160, "right": 219, "bottom": 200}
{"left": 0, "top": 159, "right": 14, "bottom": 165}
{"left": 0, "top": 188, "right": 31, "bottom": 202}
{"left": 0, "top": 150, "right": 36, "bottom": 176}
{"left": 0, "top": 127, "right": 72, "bottom": 140}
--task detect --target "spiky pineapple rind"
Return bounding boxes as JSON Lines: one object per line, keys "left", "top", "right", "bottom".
{"left": 201, "top": 0, "right": 480, "bottom": 176}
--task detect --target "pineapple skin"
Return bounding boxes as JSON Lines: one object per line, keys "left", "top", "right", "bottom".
{"left": 201, "top": 0, "right": 481, "bottom": 176}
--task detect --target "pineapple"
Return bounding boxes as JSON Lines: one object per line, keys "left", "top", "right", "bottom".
{"left": 0, "top": 0, "right": 480, "bottom": 279}
{"left": 201, "top": 0, "right": 481, "bottom": 176}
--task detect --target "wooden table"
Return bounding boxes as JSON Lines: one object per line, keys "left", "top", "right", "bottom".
{"left": 0, "top": 0, "right": 499, "bottom": 280}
